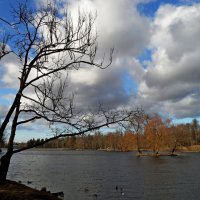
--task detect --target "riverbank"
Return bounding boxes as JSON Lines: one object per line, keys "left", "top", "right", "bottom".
{"left": 0, "top": 180, "right": 62, "bottom": 200}
{"left": 2, "top": 145, "right": 200, "bottom": 154}
{"left": 182, "top": 145, "right": 200, "bottom": 152}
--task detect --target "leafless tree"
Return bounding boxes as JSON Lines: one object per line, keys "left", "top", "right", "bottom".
{"left": 127, "top": 109, "right": 148, "bottom": 155}
{"left": 0, "top": 2, "right": 141, "bottom": 184}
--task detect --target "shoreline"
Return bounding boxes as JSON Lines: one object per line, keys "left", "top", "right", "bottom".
{"left": 2, "top": 146, "right": 200, "bottom": 153}
{"left": 0, "top": 180, "right": 62, "bottom": 200}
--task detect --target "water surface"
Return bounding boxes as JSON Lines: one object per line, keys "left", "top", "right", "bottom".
{"left": 4, "top": 150, "right": 200, "bottom": 200}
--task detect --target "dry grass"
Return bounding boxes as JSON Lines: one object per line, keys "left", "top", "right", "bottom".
{"left": 184, "top": 145, "right": 200, "bottom": 152}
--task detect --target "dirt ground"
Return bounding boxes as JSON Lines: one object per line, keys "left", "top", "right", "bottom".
{"left": 0, "top": 180, "right": 62, "bottom": 200}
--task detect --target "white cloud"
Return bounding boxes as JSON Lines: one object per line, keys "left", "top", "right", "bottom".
{"left": 0, "top": 52, "right": 21, "bottom": 88}
{"left": 35, "top": 0, "right": 150, "bottom": 109}
{"left": 137, "top": 4, "right": 200, "bottom": 118}
{"left": 95, "top": 0, "right": 150, "bottom": 58}
{"left": 2, "top": 0, "right": 200, "bottom": 122}
{"left": 69, "top": 68, "right": 99, "bottom": 86}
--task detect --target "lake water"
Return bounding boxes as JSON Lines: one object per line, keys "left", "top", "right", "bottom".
{"left": 3, "top": 150, "right": 200, "bottom": 200}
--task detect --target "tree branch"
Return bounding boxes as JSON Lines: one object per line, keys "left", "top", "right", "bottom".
{"left": 12, "top": 112, "right": 134, "bottom": 154}
{"left": 17, "top": 116, "right": 41, "bottom": 126}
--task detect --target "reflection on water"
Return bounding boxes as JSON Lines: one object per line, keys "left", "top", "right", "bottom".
{"left": 5, "top": 150, "right": 200, "bottom": 200}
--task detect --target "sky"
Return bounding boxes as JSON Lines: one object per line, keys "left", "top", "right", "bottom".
{"left": 0, "top": 0, "right": 200, "bottom": 141}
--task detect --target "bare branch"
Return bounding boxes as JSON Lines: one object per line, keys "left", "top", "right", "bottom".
{"left": 16, "top": 116, "right": 41, "bottom": 126}
{"left": 13, "top": 109, "right": 136, "bottom": 154}
{"left": 0, "top": 17, "right": 15, "bottom": 26}
{"left": 0, "top": 2, "right": 143, "bottom": 185}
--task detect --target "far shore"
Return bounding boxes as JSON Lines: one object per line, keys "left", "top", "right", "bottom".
{"left": 2, "top": 145, "right": 200, "bottom": 153}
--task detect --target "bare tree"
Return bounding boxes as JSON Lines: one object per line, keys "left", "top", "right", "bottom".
{"left": 127, "top": 109, "right": 148, "bottom": 155}
{"left": 0, "top": 2, "right": 141, "bottom": 184}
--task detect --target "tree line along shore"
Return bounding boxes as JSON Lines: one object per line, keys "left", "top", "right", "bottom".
{"left": 2, "top": 117, "right": 200, "bottom": 155}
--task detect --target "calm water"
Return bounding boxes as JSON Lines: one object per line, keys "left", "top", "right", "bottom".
{"left": 3, "top": 150, "right": 200, "bottom": 200}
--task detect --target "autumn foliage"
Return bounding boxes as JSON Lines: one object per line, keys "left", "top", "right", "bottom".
{"left": 15, "top": 115, "right": 200, "bottom": 153}
{"left": 143, "top": 116, "right": 171, "bottom": 154}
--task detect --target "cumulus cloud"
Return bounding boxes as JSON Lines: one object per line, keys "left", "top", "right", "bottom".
{"left": 32, "top": 0, "right": 150, "bottom": 109}
{"left": 95, "top": 0, "right": 150, "bottom": 57}
{"left": 68, "top": 58, "right": 143, "bottom": 109}
{"left": 62, "top": 0, "right": 150, "bottom": 108}
{"left": 0, "top": 52, "right": 21, "bottom": 89}
{"left": 1, "top": 0, "right": 200, "bottom": 123}
{"left": 137, "top": 4, "right": 200, "bottom": 118}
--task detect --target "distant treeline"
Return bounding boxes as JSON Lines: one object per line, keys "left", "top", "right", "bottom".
{"left": 2, "top": 117, "right": 200, "bottom": 153}
{"left": 13, "top": 117, "right": 200, "bottom": 153}
{"left": 18, "top": 131, "right": 138, "bottom": 152}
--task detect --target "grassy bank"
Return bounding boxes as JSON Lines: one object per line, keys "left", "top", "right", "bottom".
{"left": 182, "top": 145, "right": 200, "bottom": 152}
{"left": 0, "top": 180, "right": 62, "bottom": 200}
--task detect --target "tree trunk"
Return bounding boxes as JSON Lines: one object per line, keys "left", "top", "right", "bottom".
{"left": 136, "top": 133, "right": 142, "bottom": 155}
{"left": 171, "top": 141, "right": 177, "bottom": 155}
{"left": 0, "top": 152, "right": 13, "bottom": 185}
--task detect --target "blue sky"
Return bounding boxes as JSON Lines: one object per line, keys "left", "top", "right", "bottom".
{"left": 1, "top": 0, "right": 200, "bottom": 141}
{"left": 137, "top": 0, "right": 195, "bottom": 17}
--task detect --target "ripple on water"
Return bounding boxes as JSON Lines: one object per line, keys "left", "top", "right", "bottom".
{"left": 7, "top": 150, "right": 200, "bottom": 200}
